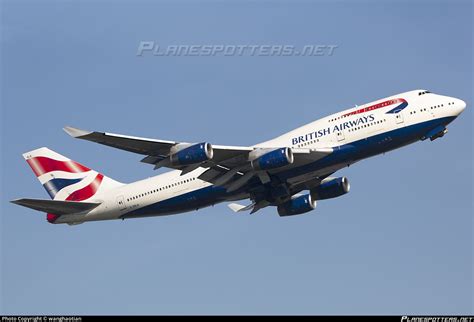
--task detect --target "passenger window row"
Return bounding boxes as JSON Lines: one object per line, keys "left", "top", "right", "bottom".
{"left": 329, "top": 114, "right": 350, "bottom": 122}
{"left": 127, "top": 177, "right": 197, "bottom": 202}
{"left": 411, "top": 102, "right": 454, "bottom": 115}
{"left": 410, "top": 108, "right": 428, "bottom": 114}
{"left": 297, "top": 138, "right": 320, "bottom": 148}
{"left": 348, "top": 119, "right": 386, "bottom": 132}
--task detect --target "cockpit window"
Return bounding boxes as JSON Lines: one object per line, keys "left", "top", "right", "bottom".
{"left": 418, "top": 90, "right": 431, "bottom": 96}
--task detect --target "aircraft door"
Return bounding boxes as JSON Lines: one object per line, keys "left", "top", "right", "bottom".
{"left": 395, "top": 112, "right": 404, "bottom": 124}
{"left": 116, "top": 195, "right": 127, "bottom": 211}
{"left": 336, "top": 130, "right": 345, "bottom": 142}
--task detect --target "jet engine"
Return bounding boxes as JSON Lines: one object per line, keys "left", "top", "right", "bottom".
{"left": 170, "top": 142, "right": 213, "bottom": 166}
{"left": 311, "top": 177, "right": 350, "bottom": 200}
{"left": 251, "top": 147, "right": 294, "bottom": 171}
{"left": 277, "top": 194, "right": 316, "bottom": 217}
{"left": 422, "top": 125, "right": 448, "bottom": 141}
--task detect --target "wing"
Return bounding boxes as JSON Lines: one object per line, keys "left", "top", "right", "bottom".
{"left": 64, "top": 126, "right": 333, "bottom": 190}
{"left": 64, "top": 126, "right": 179, "bottom": 157}
{"left": 64, "top": 126, "right": 253, "bottom": 170}
{"left": 11, "top": 198, "right": 100, "bottom": 215}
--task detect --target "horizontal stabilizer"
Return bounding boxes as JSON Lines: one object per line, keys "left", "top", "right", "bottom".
{"left": 11, "top": 198, "right": 100, "bottom": 215}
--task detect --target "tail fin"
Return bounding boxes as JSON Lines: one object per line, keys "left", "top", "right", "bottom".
{"left": 23, "top": 147, "right": 123, "bottom": 201}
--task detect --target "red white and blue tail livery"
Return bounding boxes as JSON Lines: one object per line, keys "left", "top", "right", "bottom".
{"left": 12, "top": 89, "right": 466, "bottom": 225}
{"left": 15, "top": 147, "right": 122, "bottom": 223}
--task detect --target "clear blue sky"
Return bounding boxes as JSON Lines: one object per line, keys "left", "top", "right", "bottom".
{"left": 1, "top": 0, "right": 472, "bottom": 315}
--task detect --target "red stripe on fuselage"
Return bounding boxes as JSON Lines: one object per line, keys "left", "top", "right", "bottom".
{"left": 343, "top": 98, "right": 407, "bottom": 117}
{"left": 66, "top": 173, "right": 104, "bottom": 202}
{"left": 26, "top": 157, "right": 90, "bottom": 177}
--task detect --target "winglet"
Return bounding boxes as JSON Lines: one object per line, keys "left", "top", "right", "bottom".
{"left": 63, "top": 126, "right": 92, "bottom": 138}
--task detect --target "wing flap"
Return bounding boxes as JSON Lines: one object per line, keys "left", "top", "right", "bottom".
{"left": 11, "top": 198, "right": 100, "bottom": 215}
{"left": 228, "top": 203, "right": 251, "bottom": 212}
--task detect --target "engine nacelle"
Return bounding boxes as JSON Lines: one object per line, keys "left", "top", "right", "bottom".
{"left": 311, "top": 177, "right": 350, "bottom": 200}
{"left": 422, "top": 125, "right": 448, "bottom": 141}
{"left": 170, "top": 142, "right": 213, "bottom": 166}
{"left": 251, "top": 148, "right": 294, "bottom": 171}
{"left": 277, "top": 194, "right": 317, "bottom": 217}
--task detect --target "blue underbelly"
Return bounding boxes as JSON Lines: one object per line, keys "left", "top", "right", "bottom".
{"left": 124, "top": 185, "right": 228, "bottom": 218}
{"left": 275, "top": 116, "right": 455, "bottom": 181}
{"left": 124, "top": 116, "right": 455, "bottom": 218}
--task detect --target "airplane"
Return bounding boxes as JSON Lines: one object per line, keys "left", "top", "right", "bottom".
{"left": 11, "top": 89, "right": 466, "bottom": 225}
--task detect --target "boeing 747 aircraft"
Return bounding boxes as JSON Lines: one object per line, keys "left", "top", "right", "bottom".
{"left": 12, "top": 89, "right": 466, "bottom": 225}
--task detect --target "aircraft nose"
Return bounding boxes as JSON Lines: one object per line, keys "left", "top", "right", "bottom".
{"left": 456, "top": 98, "right": 466, "bottom": 115}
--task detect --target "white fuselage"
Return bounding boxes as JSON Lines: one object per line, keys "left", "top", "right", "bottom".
{"left": 55, "top": 89, "right": 466, "bottom": 224}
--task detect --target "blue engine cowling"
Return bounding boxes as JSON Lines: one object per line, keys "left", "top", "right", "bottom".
{"left": 277, "top": 194, "right": 317, "bottom": 217}
{"left": 251, "top": 148, "right": 294, "bottom": 171}
{"left": 170, "top": 142, "right": 213, "bottom": 166}
{"left": 311, "top": 177, "right": 350, "bottom": 200}
{"left": 422, "top": 125, "right": 448, "bottom": 141}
